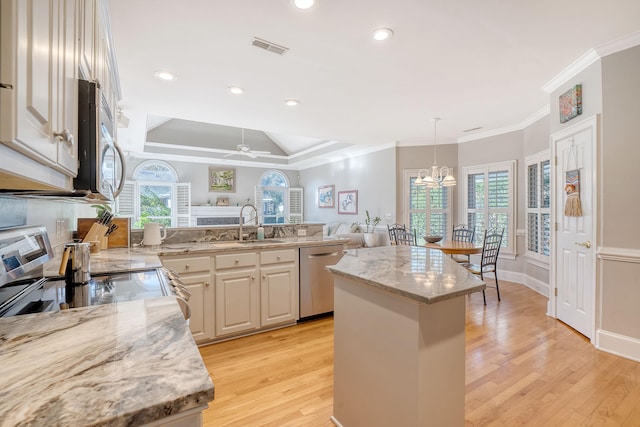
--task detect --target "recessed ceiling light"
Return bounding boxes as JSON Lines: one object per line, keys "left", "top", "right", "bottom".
{"left": 285, "top": 99, "right": 301, "bottom": 106}
{"left": 153, "top": 70, "right": 177, "bottom": 81}
{"left": 292, "top": 0, "right": 317, "bottom": 10}
{"left": 372, "top": 28, "right": 394, "bottom": 41}
{"left": 227, "top": 86, "right": 244, "bottom": 95}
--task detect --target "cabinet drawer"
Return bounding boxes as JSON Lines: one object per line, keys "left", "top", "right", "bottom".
{"left": 261, "top": 249, "right": 296, "bottom": 265}
{"left": 162, "top": 256, "right": 211, "bottom": 274}
{"left": 215, "top": 252, "right": 257, "bottom": 269}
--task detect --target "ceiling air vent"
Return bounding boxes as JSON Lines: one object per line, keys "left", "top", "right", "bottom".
{"left": 463, "top": 126, "right": 483, "bottom": 133}
{"left": 251, "top": 37, "right": 289, "bottom": 55}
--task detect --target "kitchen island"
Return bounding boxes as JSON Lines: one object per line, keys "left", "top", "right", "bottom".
{"left": 0, "top": 297, "right": 214, "bottom": 426}
{"left": 327, "top": 246, "right": 485, "bottom": 427}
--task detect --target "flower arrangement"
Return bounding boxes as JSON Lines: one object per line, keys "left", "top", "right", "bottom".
{"left": 364, "top": 210, "right": 381, "bottom": 233}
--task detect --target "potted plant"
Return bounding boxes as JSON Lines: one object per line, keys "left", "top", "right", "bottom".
{"left": 363, "top": 210, "right": 382, "bottom": 247}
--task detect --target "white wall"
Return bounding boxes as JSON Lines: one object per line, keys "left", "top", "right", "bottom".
{"left": 300, "top": 148, "right": 396, "bottom": 226}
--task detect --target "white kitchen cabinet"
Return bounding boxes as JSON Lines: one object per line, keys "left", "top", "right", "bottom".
{"left": 260, "top": 249, "right": 298, "bottom": 327}
{"left": 214, "top": 264, "right": 260, "bottom": 337}
{"left": 160, "top": 255, "right": 215, "bottom": 343}
{"left": 78, "top": 0, "right": 95, "bottom": 79}
{"left": 0, "top": 0, "right": 78, "bottom": 180}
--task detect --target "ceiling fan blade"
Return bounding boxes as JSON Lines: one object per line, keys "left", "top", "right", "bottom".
{"left": 247, "top": 151, "right": 258, "bottom": 159}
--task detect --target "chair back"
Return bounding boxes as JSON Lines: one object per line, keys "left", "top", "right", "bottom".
{"left": 452, "top": 224, "right": 475, "bottom": 242}
{"left": 481, "top": 228, "right": 504, "bottom": 269}
{"left": 395, "top": 228, "right": 416, "bottom": 246}
{"left": 387, "top": 223, "right": 407, "bottom": 244}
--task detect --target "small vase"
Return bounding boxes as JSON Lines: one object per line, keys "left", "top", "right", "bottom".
{"left": 363, "top": 233, "right": 379, "bottom": 248}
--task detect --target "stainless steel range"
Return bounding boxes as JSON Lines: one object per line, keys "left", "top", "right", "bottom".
{"left": 0, "top": 225, "right": 188, "bottom": 318}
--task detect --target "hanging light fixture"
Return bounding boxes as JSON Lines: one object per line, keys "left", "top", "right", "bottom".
{"left": 415, "top": 118, "right": 457, "bottom": 188}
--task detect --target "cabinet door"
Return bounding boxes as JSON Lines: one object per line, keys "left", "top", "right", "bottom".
{"left": 215, "top": 268, "right": 259, "bottom": 337}
{"left": 79, "top": 0, "right": 95, "bottom": 78}
{"left": 13, "top": 0, "right": 57, "bottom": 163}
{"left": 260, "top": 264, "right": 298, "bottom": 327}
{"left": 179, "top": 273, "right": 213, "bottom": 343}
{"left": 55, "top": 0, "right": 78, "bottom": 175}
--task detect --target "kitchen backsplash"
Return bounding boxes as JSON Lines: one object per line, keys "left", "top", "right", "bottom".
{"left": 0, "top": 196, "right": 75, "bottom": 250}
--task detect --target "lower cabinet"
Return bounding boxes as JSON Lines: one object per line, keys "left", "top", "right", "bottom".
{"left": 260, "top": 264, "right": 298, "bottom": 327}
{"left": 214, "top": 267, "right": 259, "bottom": 337}
{"left": 161, "top": 247, "right": 299, "bottom": 345}
{"left": 160, "top": 255, "right": 215, "bottom": 343}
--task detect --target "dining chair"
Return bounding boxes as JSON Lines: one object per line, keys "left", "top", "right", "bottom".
{"left": 451, "top": 224, "right": 475, "bottom": 263}
{"left": 387, "top": 223, "right": 407, "bottom": 245}
{"left": 394, "top": 228, "right": 416, "bottom": 246}
{"left": 463, "top": 228, "right": 503, "bottom": 305}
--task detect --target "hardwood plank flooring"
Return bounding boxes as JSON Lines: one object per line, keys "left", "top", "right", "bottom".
{"left": 199, "top": 280, "right": 640, "bottom": 426}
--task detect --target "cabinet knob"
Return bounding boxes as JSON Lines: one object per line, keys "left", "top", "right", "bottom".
{"left": 277, "top": 256, "right": 281, "bottom": 260}
{"left": 185, "top": 264, "right": 190, "bottom": 269}
{"left": 234, "top": 259, "right": 239, "bottom": 263}
{"left": 205, "top": 282, "right": 210, "bottom": 287}
{"left": 53, "top": 129, "right": 74, "bottom": 146}
{"left": 262, "top": 274, "right": 266, "bottom": 279}
{"left": 251, "top": 276, "right": 255, "bottom": 280}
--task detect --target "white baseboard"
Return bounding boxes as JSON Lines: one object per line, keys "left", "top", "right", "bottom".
{"left": 596, "top": 329, "right": 640, "bottom": 363}
{"left": 500, "top": 270, "right": 549, "bottom": 297}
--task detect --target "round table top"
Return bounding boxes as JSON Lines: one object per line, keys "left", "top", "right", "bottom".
{"left": 424, "top": 240, "right": 483, "bottom": 255}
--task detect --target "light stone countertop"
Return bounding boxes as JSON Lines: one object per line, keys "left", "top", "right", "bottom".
{"left": 326, "top": 245, "right": 486, "bottom": 304}
{"left": 44, "top": 236, "right": 349, "bottom": 277}
{"left": 0, "top": 297, "right": 214, "bottom": 427}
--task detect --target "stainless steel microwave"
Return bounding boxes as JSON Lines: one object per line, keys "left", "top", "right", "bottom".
{"left": 74, "top": 80, "right": 126, "bottom": 201}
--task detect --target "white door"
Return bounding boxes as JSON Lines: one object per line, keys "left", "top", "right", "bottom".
{"left": 553, "top": 117, "right": 596, "bottom": 339}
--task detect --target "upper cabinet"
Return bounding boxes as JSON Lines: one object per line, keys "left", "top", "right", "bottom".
{"left": 0, "top": 0, "right": 120, "bottom": 190}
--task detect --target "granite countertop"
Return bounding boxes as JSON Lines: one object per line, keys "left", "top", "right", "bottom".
{"left": 44, "top": 236, "right": 349, "bottom": 277}
{"left": 326, "top": 245, "right": 486, "bottom": 304}
{"left": 0, "top": 297, "right": 214, "bottom": 427}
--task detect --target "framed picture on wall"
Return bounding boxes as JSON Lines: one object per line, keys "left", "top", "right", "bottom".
{"left": 209, "top": 167, "right": 236, "bottom": 192}
{"left": 338, "top": 190, "right": 358, "bottom": 215}
{"left": 318, "top": 185, "right": 335, "bottom": 208}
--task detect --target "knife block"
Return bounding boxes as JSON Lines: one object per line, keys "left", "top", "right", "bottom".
{"left": 77, "top": 218, "right": 131, "bottom": 248}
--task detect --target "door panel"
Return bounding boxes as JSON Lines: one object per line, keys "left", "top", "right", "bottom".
{"left": 554, "top": 119, "right": 595, "bottom": 339}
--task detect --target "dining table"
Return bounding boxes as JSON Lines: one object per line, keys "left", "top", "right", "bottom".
{"left": 424, "top": 240, "right": 483, "bottom": 255}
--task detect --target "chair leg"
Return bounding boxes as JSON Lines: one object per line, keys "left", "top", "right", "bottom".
{"left": 480, "top": 272, "right": 487, "bottom": 305}
{"left": 494, "top": 272, "right": 501, "bottom": 301}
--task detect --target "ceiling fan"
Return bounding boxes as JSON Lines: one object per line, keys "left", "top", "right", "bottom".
{"left": 224, "top": 129, "right": 271, "bottom": 159}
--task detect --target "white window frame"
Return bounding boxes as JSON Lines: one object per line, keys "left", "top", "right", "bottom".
{"left": 403, "top": 169, "right": 453, "bottom": 244}
{"left": 255, "top": 170, "right": 303, "bottom": 224}
{"left": 116, "top": 161, "right": 191, "bottom": 228}
{"left": 462, "top": 160, "right": 516, "bottom": 256}
{"left": 525, "top": 150, "right": 551, "bottom": 268}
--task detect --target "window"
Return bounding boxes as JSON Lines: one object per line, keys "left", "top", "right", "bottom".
{"left": 404, "top": 169, "right": 452, "bottom": 245}
{"left": 463, "top": 160, "right": 516, "bottom": 254}
{"left": 116, "top": 161, "right": 191, "bottom": 228}
{"left": 526, "top": 151, "right": 551, "bottom": 262}
{"left": 255, "top": 170, "right": 303, "bottom": 224}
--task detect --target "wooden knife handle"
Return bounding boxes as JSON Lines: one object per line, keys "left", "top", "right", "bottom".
{"left": 59, "top": 247, "right": 71, "bottom": 276}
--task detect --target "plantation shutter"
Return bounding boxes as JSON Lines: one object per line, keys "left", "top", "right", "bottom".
{"left": 487, "top": 168, "right": 510, "bottom": 246}
{"left": 175, "top": 183, "right": 191, "bottom": 227}
{"left": 116, "top": 181, "right": 136, "bottom": 220}
{"left": 288, "top": 188, "right": 303, "bottom": 224}
{"left": 254, "top": 187, "right": 263, "bottom": 224}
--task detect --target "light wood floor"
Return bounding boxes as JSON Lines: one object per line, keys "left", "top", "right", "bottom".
{"left": 199, "top": 281, "right": 640, "bottom": 426}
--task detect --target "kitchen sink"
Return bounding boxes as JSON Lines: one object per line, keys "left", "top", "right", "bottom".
{"left": 212, "top": 239, "right": 286, "bottom": 247}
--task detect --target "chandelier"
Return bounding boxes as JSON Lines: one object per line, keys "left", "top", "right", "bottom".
{"left": 415, "top": 118, "right": 456, "bottom": 188}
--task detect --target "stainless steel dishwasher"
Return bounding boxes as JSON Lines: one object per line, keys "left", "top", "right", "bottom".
{"left": 299, "top": 244, "right": 344, "bottom": 319}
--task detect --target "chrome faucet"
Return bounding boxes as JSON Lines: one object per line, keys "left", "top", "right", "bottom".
{"left": 239, "top": 203, "right": 258, "bottom": 241}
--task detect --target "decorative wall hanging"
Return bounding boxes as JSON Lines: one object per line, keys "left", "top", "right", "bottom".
{"left": 208, "top": 167, "right": 236, "bottom": 192}
{"left": 564, "top": 142, "right": 583, "bottom": 217}
{"left": 559, "top": 84, "right": 582, "bottom": 123}
{"left": 318, "top": 185, "right": 335, "bottom": 208}
{"left": 338, "top": 190, "right": 358, "bottom": 215}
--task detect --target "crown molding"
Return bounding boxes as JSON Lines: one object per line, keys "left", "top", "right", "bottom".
{"left": 594, "top": 30, "right": 640, "bottom": 58}
{"left": 542, "top": 31, "right": 640, "bottom": 94}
